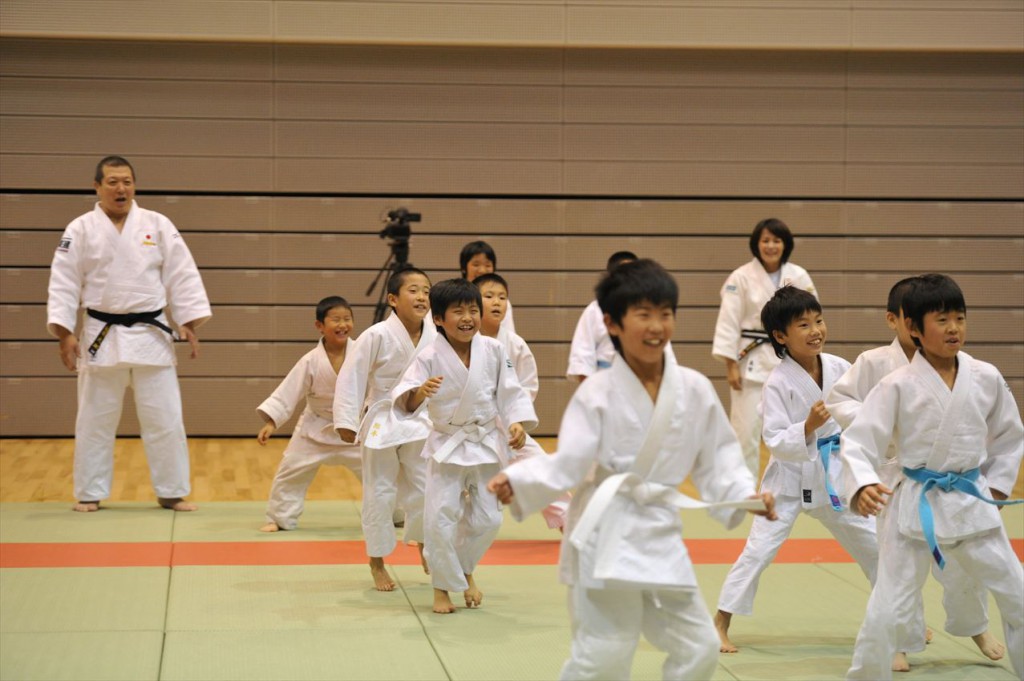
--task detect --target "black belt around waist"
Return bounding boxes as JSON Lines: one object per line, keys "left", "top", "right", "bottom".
{"left": 737, "top": 329, "right": 770, "bottom": 361}
{"left": 86, "top": 308, "right": 175, "bottom": 356}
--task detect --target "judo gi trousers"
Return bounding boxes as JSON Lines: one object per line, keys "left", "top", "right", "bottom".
{"left": 728, "top": 382, "right": 764, "bottom": 478}
{"left": 74, "top": 364, "right": 190, "bottom": 501}
{"left": 717, "top": 494, "right": 878, "bottom": 616}
{"left": 361, "top": 440, "right": 426, "bottom": 557}
{"left": 423, "top": 460, "right": 502, "bottom": 593}
{"left": 265, "top": 434, "right": 362, "bottom": 530}
{"left": 848, "top": 515, "right": 1023, "bottom": 680}
{"left": 562, "top": 585, "right": 719, "bottom": 681}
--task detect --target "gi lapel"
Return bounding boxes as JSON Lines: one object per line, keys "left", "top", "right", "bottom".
{"left": 921, "top": 352, "right": 972, "bottom": 470}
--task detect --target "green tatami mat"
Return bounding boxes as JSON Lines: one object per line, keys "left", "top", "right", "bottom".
{"left": 166, "top": 564, "right": 425, "bottom": 632}
{"left": 169, "top": 501, "right": 364, "bottom": 542}
{"left": 0, "top": 567, "right": 169, "bottom": 632}
{"left": 0, "top": 502, "right": 174, "bottom": 543}
{"left": 161, "top": 628, "right": 449, "bottom": 681}
{"left": 0, "top": 631, "right": 163, "bottom": 681}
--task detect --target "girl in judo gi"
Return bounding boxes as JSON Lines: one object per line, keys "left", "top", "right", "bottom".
{"left": 841, "top": 274, "right": 1023, "bottom": 681}
{"left": 826, "top": 277, "right": 999, "bottom": 672}
{"left": 394, "top": 278, "right": 537, "bottom": 614}
{"left": 712, "top": 218, "right": 817, "bottom": 478}
{"left": 459, "top": 240, "right": 515, "bottom": 334}
{"left": 255, "top": 296, "right": 362, "bottom": 532}
{"left": 715, "top": 286, "right": 878, "bottom": 654}
{"left": 488, "top": 259, "right": 776, "bottom": 681}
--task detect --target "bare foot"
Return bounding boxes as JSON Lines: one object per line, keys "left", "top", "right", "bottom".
{"left": 972, "top": 631, "right": 1005, "bottom": 661}
{"left": 259, "top": 522, "right": 280, "bottom": 532}
{"left": 892, "top": 652, "right": 910, "bottom": 672}
{"left": 418, "top": 543, "right": 430, "bottom": 575}
{"left": 369, "top": 557, "right": 395, "bottom": 592}
{"left": 714, "top": 610, "right": 738, "bottom": 653}
{"left": 433, "top": 588, "right": 456, "bottom": 614}
{"left": 158, "top": 498, "right": 197, "bottom": 512}
{"left": 925, "top": 627, "right": 933, "bottom": 644}
{"left": 464, "top": 573, "right": 483, "bottom": 608}
{"left": 73, "top": 501, "right": 100, "bottom": 512}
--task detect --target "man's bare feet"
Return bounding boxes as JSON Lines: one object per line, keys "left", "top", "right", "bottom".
{"left": 464, "top": 573, "right": 483, "bottom": 608}
{"left": 417, "top": 543, "right": 430, "bottom": 575}
{"left": 433, "top": 588, "right": 456, "bottom": 614}
{"left": 259, "top": 522, "right": 281, "bottom": 532}
{"left": 892, "top": 652, "right": 910, "bottom": 672}
{"left": 73, "top": 501, "right": 100, "bottom": 512}
{"left": 714, "top": 610, "right": 738, "bottom": 653}
{"left": 158, "top": 498, "right": 197, "bottom": 512}
{"left": 972, "top": 631, "right": 1005, "bottom": 661}
{"left": 369, "top": 557, "right": 396, "bottom": 592}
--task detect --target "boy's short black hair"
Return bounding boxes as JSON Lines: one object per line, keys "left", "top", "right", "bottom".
{"left": 459, "top": 240, "right": 497, "bottom": 277}
{"left": 902, "top": 273, "right": 966, "bottom": 348}
{"left": 886, "top": 276, "right": 919, "bottom": 315}
{"left": 606, "top": 251, "right": 638, "bottom": 271}
{"left": 430, "top": 278, "right": 483, "bottom": 337}
{"left": 95, "top": 155, "right": 135, "bottom": 183}
{"left": 472, "top": 272, "right": 509, "bottom": 293}
{"left": 749, "top": 218, "right": 795, "bottom": 266}
{"left": 761, "top": 285, "right": 823, "bottom": 358}
{"left": 385, "top": 265, "right": 430, "bottom": 299}
{"left": 596, "top": 259, "right": 678, "bottom": 353}
{"left": 316, "top": 296, "right": 351, "bottom": 323}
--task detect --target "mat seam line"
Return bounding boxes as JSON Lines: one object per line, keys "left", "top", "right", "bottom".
{"left": 395, "top": 567, "right": 454, "bottom": 681}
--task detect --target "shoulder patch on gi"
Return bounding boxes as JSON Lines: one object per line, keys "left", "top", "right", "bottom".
{"left": 505, "top": 358, "right": 514, "bottom": 369}
{"left": 725, "top": 284, "right": 738, "bottom": 293}
{"left": 56, "top": 237, "right": 71, "bottom": 253}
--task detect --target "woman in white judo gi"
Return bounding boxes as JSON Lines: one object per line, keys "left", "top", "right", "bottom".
{"left": 256, "top": 296, "right": 362, "bottom": 532}
{"left": 489, "top": 260, "right": 777, "bottom": 681}
{"left": 840, "top": 274, "right": 1024, "bottom": 681}
{"left": 712, "top": 218, "right": 817, "bottom": 477}
{"left": 47, "top": 156, "right": 211, "bottom": 513}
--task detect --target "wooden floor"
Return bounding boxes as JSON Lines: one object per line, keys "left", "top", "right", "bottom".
{"left": 2, "top": 437, "right": 1021, "bottom": 505}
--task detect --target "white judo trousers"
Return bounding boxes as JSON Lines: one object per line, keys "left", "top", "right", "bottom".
{"left": 361, "top": 440, "right": 427, "bottom": 556}
{"left": 75, "top": 364, "right": 190, "bottom": 501}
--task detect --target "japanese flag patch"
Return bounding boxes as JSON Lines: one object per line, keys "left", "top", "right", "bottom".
{"left": 56, "top": 237, "right": 72, "bottom": 253}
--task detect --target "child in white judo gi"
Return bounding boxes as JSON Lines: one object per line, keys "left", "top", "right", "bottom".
{"left": 459, "top": 240, "right": 514, "bottom": 334}
{"left": 256, "top": 296, "right": 362, "bottom": 532}
{"left": 489, "top": 259, "right": 777, "bottom": 681}
{"left": 841, "top": 273, "right": 1023, "bottom": 681}
{"left": 566, "top": 250, "right": 637, "bottom": 382}
{"left": 393, "top": 278, "right": 537, "bottom": 614}
{"left": 334, "top": 266, "right": 437, "bottom": 592}
{"left": 47, "top": 156, "right": 211, "bottom": 513}
{"left": 715, "top": 285, "right": 878, "bottom": 654}
{"left": 475, "top": 272, "right": 567, "bottom": 530}
{"left": 826, "top": 277, "right": 999, "bottom": 671}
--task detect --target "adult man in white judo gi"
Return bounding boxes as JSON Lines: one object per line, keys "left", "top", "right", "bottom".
{"left": 47, "top": 156, "right": 211, "bottom": 512}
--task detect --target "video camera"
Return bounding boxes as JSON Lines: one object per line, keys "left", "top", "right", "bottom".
{"left": 379, "top": 208, "right": 421, "bottom": 245}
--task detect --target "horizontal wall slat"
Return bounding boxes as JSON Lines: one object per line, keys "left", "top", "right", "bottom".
{"left": 847, "top": 127, "right": 1024, "bottom": 164}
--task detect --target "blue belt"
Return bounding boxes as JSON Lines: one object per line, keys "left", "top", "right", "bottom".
{"left": 902, "top": 466, "right": 1022, "bottom": 569}
{"left": 816, "top": 433, "right": 844, "bottom": 511}
{"left": 596, "top": 360, "right": 612, "bottom": 370}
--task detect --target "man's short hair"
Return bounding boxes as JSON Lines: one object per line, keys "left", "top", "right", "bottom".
{"left": 430, "top": 278, "right": 483, "bottom": 337}
{"left": 385, "top": 265, "right": 430, "bottom": 298}
{"left": 886, "top": 276, "right": 919, "bottom": 315}
{"left": 901, "top": 273, "right": 966, "bottom": 348}
{"left": 596, "top": 259, "right": 678, "bottom": 353}
{"left": 471, "top": 272, "right": 509, "bottom": 293}
{"left": 761, "top": 286, "right": 823, "bottom": 358}
{"left": 606, "top": 251, "right": 638, "bottom": 272}
{"left": 95, "top": 155, "right": 135, "bottom": 183}
{"left": 316, "top": 296, "right": 351, "bottom": 323}
{"left": 459, "top": 240, "right": 497, "bottom": 277}
{"left": 749, "top": 218, "right": 795, "bottom": 265}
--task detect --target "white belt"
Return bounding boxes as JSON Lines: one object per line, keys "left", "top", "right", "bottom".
{"left": 431, "top": 418, "right": 498, "bottom": 463}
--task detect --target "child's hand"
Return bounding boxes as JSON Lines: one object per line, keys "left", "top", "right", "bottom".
{"left": 507, "top": 423, "right": 526, "bottom": 450}
{"left": 992, "top": 488, "right": 1008, "bottom": 511}
{"left": 749, "top": 491, "right": 778, "bottom": 521}
{"left": 804, "top": 400, "right": 831, "bottom": 435}
{"left": 417, "top": 376, "right": 444, "bottom": 401}
{"left": 257, "top": 422, "right": 276, "bottom": 445}
{"left": 337, "top": 428, "right": 357, "bottom": 444}
{"left": 853, "top": 483, "right": 892, "bottom": 517}
{"left": 488, "top": 472, "right": 515, "bottom": 505}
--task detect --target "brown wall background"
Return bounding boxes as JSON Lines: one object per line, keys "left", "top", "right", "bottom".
{"left": 1, "top": 28, "right": 1021, "bottom": 437}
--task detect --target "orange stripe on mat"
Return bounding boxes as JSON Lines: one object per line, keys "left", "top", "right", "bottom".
{"left": 2, "top": 538, "right": 1021, "bottom": 569}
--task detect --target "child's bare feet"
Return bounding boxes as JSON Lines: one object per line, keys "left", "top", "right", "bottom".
{"left": 158, "top": 498, "right": 197, "bottom": 512}
{"left": 417, "top": 542, "right": 430, "bottom": 574}
{"left": 73, "top": 501, "right": 100, "bottom": 512}
{"left": 464, "top": 574, "right": 483, "bottom": 608}
{"left": 714, "top": 610, "right": 738, "bottom": 653}
{"left": 924, "top": 627, "right": 933, "bottom": 643}
{"left": 972, "top": 631, "right": 1005, "bottom": 661}
{"left": 892, "top": 652, "right": 910, "bottom": 672}
{"left": 433, "top": 588, "right": 456, "bottom": 614}
{"left": 259, "top": 522, "right": 280, "bottom": 532}
{"left": 369, "top": 557, "right": 396, "bottom": 592}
